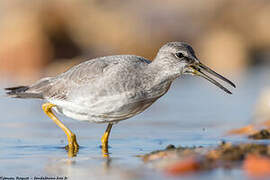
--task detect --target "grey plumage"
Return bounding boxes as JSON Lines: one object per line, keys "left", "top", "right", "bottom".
{"left": 5, "top": 86, "right": 30, "bottom": 97}
{"left": 5, "top": 42, "right": 235, "bottom": 123}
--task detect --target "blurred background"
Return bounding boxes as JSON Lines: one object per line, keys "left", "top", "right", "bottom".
{"left": 1, "top": 0, "right": 270, "bottom": 179}
{"left": 1, "top": 0, "right": 270, "bottom": 84}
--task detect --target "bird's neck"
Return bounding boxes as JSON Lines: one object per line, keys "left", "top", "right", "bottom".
{"left": 147, "top": 57, "right": 183, "bottom": 86}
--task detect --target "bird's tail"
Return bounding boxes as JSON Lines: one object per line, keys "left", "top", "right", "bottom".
{"left": 5, "top": 77, "right": 52, "bottom": 99}
{"left": 5, "top": 86, "right": 42, "bottom": 98}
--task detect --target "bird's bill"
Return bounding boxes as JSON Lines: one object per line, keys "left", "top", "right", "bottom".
{"left": 189, "top": 62, "right": 236, "bottom": 94}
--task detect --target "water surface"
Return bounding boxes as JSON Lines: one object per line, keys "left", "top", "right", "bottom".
{"left": 1, "top": 66, "right": 269, "bottom": 179}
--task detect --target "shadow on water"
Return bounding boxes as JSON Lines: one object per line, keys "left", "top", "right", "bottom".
{"left": 1, "top": 66, "right": 270, "bottom": 179}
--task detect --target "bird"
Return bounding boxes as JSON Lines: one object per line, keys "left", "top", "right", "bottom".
{"left": 5, "top": 42, "right": 235, "bottom": 157}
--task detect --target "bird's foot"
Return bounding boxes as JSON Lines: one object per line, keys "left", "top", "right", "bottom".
{"left": 65, "top": 144, "right": 79, "bottom": 157}
{"left": 101, "top": 145, "right": 110, "bottom": 158}
{"left": 65, "top": 134, "right": 79, "bottom": 157}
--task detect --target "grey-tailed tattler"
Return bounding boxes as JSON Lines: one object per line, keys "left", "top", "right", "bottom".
{"left": 5, "top": 42, "right": 235, "bottom": 157}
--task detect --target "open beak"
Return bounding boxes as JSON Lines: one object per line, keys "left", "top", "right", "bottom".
{"left": 189, "top": 62, "right": 236, "bottom": 94}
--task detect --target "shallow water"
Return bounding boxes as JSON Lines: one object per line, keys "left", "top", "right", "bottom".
{"left": 1, "top": 66, "right": 270, "bottom": 179}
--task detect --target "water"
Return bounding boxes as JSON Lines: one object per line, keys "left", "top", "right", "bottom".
{"left": 0, "top": 66, "right": 269, "bottom": 179}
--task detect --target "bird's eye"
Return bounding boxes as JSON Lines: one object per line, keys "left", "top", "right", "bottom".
{"left": 175, "top": 52, "right": 184, "bottom": 58}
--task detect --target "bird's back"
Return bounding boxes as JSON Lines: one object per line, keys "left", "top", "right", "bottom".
{"left": 5, "top": 54, "right": 172, "bottom": 123}
{"left": 40, "top": 55, "right": 159, "bottom": 122}
{"left": 46, "top": 55, "right": 151, "bottom": 99}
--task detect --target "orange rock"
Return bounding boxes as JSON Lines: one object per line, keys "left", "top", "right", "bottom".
{"left": 244, "top": 154, "right": 270, "bottom": 177}
{"left": 165, "top": 157, "right": 200, "bottom": 176}
{"left": 142, "top": 151, "right": 168, "bottom": 162}
{"left": 207, "top": 150, "right": 220, "bottom": 160}
{"left": 262, "top": 120, "right": 270, "bottom": 128}
{"left": 227, "top": 125, "right": 256, "bottom": 135}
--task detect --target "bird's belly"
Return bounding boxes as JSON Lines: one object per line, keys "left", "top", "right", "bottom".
{"left": 51, "top": 82, "right": 171, "bottom": 123}
{"left": 55, "top": 98, "right": 156, "bottom": 123}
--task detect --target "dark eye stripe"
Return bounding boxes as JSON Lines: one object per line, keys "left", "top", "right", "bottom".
{"left": 175, "top": 52, "right": 184, "bottom": 58}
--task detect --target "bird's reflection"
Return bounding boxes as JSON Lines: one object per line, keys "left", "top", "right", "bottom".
{"left": 44, "top": 144, "right": 143, "bottom": 180}
{"left": 102, "top": 146, "right": 113, "bottom": 171}
{"left": 103, "top": 154, "right": 112, "bottom": 171}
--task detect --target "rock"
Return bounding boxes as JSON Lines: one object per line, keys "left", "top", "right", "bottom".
{"left": 244, "top": 155, "right": 270, "bottom": 177}
{"left": 166, "top": 144, "right": 176, "bottom": 150}
{"left": 142, "top": 142, "right": 270, "bottom": 175}
{"left": 249, "top": 129, "right": 270, "bottom": 140}
{"left": 165, "top": 157, "right": 200, "bottom": 175}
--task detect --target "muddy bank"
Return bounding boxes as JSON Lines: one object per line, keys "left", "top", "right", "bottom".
{"left": 141, "top": 142, "right": 270, "bottom": 177}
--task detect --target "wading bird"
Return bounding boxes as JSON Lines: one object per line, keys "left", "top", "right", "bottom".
{"left": 5, "top": 42, "right": 235, "bottom": 157}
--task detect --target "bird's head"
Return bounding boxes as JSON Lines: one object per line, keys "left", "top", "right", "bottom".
{"left": 156, "top": 42, "right": 236, "bottom": 94}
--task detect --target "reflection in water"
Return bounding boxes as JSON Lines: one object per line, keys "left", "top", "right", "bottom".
{"left": 103, "top": 155, "right": 112, "bottom": 171}
{"left": 44, "top": 155, "right": 139, "bottom": 180}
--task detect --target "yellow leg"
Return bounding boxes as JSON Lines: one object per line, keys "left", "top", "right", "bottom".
{"left": 42, "top": 103, "right": 79, "bottom": 156}
{"left": 101, "top": 123, "right": 113, "bottom": 157}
